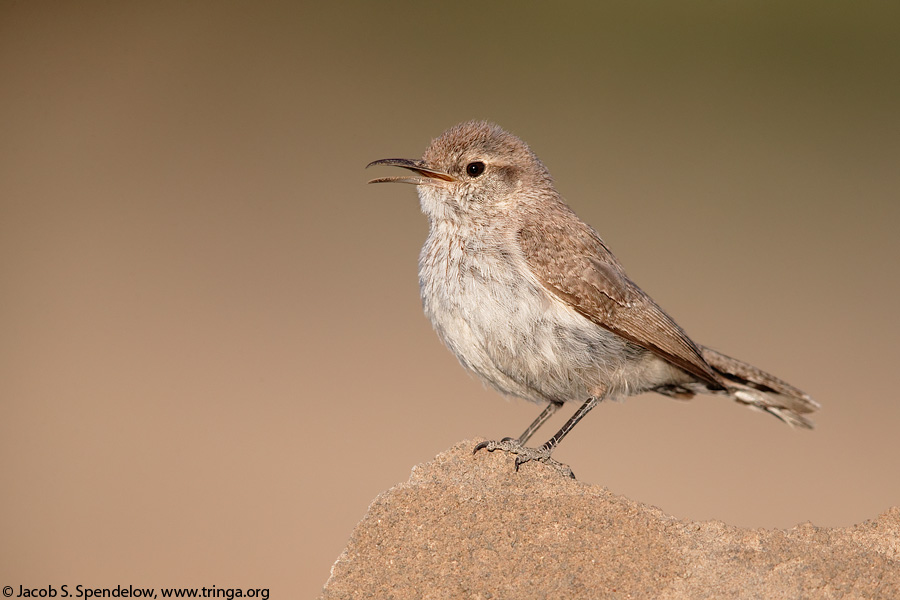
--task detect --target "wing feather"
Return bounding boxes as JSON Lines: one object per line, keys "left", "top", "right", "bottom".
{"left": 517, "top": 204, "right": 724, "bottom": 389}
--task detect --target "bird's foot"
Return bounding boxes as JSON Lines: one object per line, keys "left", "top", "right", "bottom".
{"left": 473, "top": 438, "right": 575, "bottom": 479}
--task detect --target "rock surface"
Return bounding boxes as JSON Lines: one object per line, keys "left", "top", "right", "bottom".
{"left": 320, "top": 439, "right": 899, "bottom": 599}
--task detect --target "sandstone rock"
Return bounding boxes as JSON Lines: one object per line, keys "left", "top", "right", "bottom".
{"left": 321, "top": 439, "right": 899, "bottom": 599}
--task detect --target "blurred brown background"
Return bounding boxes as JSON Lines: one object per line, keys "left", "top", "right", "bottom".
{"left": 2, "top": 1, "right": 898, "bottom": 597}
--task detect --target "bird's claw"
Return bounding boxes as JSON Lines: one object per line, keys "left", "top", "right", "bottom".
{"left": 473, "top": 439, "right": 575, "bottom": 479}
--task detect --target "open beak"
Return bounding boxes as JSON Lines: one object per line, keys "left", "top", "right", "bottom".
{"left": 366, "top": 158, "right": 455, "bottom": 185}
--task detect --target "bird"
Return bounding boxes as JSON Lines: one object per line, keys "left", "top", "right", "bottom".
{"left": 368, "top": 120, "right": 818, "bottom": 477}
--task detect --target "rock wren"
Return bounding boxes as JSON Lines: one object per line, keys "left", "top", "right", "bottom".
{"left": 368, "top": 121, "right": 818, "bottom": 476}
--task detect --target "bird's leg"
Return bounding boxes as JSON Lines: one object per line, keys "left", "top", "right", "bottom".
{"left": 516, "top": 400, "right": 563, "bottom": 445}
{"left": 473, "top": 401, "right": 560, "bottom": 456}
{"left": 474, "top": 395, "right": 605, "bottom": 479}
{"left": 530, "top": 395, "right": 603, "bottom": 459}
{"left": 472, "top": 401, "right": 560, "bottom": 457}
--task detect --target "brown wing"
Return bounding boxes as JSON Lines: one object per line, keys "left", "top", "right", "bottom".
{"left": 517, "top": 205, "right": 724, "bottom": 389}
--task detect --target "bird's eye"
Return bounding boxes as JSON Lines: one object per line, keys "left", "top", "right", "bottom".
{"left": 466, "top": 161, "right": 485, "bottom": 177}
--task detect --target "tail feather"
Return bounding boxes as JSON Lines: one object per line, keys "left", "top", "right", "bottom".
{"left": 699, "top": 345, "right": 820, "bottom": 429}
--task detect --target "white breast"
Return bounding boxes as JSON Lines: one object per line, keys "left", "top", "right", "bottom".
{"left": 417, "top": 220, "right": 657, "bottom": 405}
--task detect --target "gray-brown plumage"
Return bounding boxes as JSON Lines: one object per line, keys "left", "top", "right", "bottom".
{"left": 368, "top": 120, "right": 818, "bottom": 475}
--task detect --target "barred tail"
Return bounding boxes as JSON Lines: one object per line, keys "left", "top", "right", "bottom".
{"left": 699, "top": 346, "right": 820, "bottom": 429}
